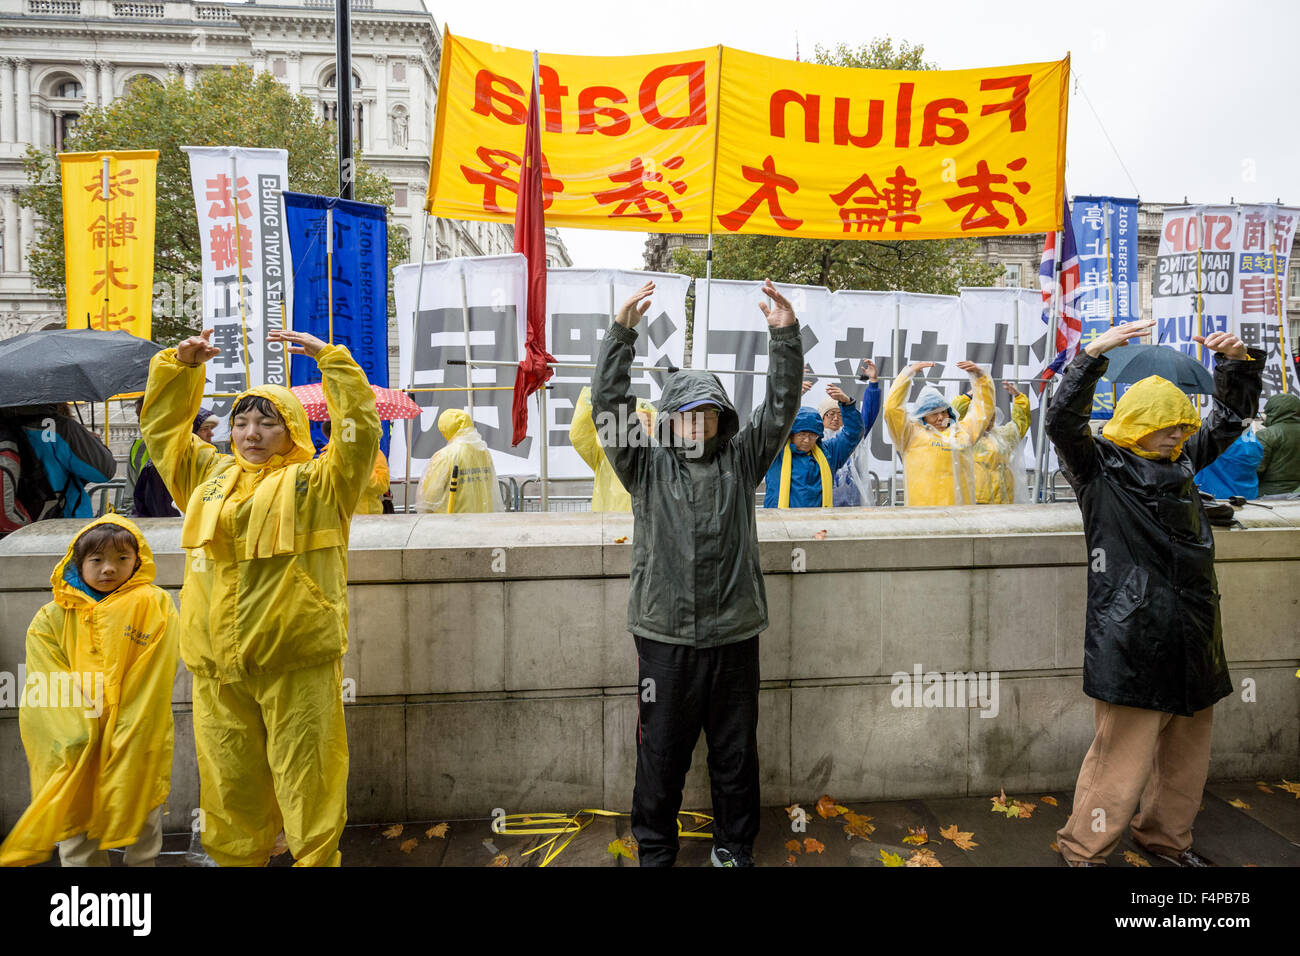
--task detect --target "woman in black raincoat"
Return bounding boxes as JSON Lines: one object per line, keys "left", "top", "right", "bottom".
{"left": 1046, "top": 318, "right": 1263, "bottom": 868}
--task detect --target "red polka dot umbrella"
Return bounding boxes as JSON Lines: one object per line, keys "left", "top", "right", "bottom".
{"left": 289, "top": 383, "right": 422, "bottom": 422}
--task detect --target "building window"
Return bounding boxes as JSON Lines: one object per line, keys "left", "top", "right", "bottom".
{"left": 272, "top": 57, "right": 287, "bottom": 78}
{"left": 323, "top": 70, "right": 362, "bottom": 91}
{"left": 393, "top": 186, "right": 408, "bottom": 208}
{"left": 55, "top": 79, "right": 84, "bottom": 99}
{"left": 1003, "top": 263, "right": 1022, "bottom": 287}
{"left": 53, "top": 112, "right": 80, "bottom": 151}
{"left": 1290, "top": 264, "right": 1300, "bottom": 300}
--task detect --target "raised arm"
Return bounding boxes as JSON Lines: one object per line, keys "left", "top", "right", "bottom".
{"left": 283, "top": 331, "right": 382, "bottom": 519}
{"left": 955, "top": 361, "right": 995, "bottom": 444}
{"left": 1183, "top": 332, "right": 1263, "bottom": 474}
{"left": 592, "top": 281, "right": 655, "bottom": 492}
{"left": 1046, "top": 320, "right": 1154, "bottom": 487}
{"left": 737, "top": 280, "right": 803, "bottom": 482}
{"left": 820, "top": 383, "right": 864, "bottom": 472}
{"left": 884, "top": 364, "right": 924, "bottom": 449}
{"left": 140, "top": 329, "right": 229, "bottom": 510}
{"left": 860, "top": 364, "right": 883, "bottom": 433}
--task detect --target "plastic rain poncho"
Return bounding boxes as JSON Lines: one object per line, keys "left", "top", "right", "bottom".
{"left": 883, "top": 366, "right": 994, "bottom": 506}
{"left": 417, "top": 408, "right": 502, "bottom": 513}
{"left": 952, "top": 391, "right": 1032, "bottom": 504}
{"left": 0, "top": 515, "right": 179, "bottom": 867}
{"left": 569, "top": 385, "right": 656, "bottom": 512}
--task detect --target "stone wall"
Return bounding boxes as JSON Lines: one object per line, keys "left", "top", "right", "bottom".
{"left": 2, "top": 503, "right": 1298, "bottom": 835}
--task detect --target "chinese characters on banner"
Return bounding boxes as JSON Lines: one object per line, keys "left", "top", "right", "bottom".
{"left": 389, "top": 256, "right": 689, "bottom": 479}
{"left": 59, "top": 150, "right": 158, "bottom": 338}
{"left": 183, "top": 146, "right": 290, "bottom": 438}
{"left": 282, "top": 192, "right": 390, "bottom": 452}
{"left": 1153, "top": 204, "right": 1297, "bottom": 400}
{"left": 427, "top": 32, "right": 1069, "bottom": 240}
{"left": 1069, "top": 195, "right": 1139, "bottom": 417}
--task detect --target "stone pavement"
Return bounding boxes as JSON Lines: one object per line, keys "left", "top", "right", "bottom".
{"left": 140, "top": 777, "right": 1299, "bottom": 867}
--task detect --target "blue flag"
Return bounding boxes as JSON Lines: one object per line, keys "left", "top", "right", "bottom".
{"left": 283, "top": 192, "right": 390, "bottom": 453}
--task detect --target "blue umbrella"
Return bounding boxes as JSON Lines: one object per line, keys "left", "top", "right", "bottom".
{"left": 1103, "top": 344, "right": 1215, "bottom": 395}
{"left": 0, "top": 328, "right": 162, "bottom": 407}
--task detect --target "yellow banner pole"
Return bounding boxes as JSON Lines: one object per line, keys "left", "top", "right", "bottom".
{"left": 232, "top": 155, "right": 250, "bottom": 391}
{"left": 1270, "top": 213, "right": 1291, "bottom": 394}
{"left": 327, "top": 205, "right": 334, "bottom": 345}
{"left": 101, "top": 156, "right": 111, "bottom": 443}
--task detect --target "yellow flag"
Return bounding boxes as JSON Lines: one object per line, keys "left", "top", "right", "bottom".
{"left": 426, "top": 32, "right": 1068, "bottom": 240}
{"left": 60, "top": 150, "right": 158, "bottom": 338}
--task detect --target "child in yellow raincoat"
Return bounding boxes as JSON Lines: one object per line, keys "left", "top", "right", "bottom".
{"left": 952, "top": 382, "right": 1032, "bottom": 504}
{"left": 884, "top": 360, "right": 994, "bottom": 506}
{"left": 0, "top": 515, "right": 180, "bottom": 867}
{"left": 140, "top": 327, "right": 379, "bottom": 867}
{"left": 417, "top": 408, "right": 502, "bottom": 513}
{"left": 569, "top": 385, "right": 656, "bottom": 512}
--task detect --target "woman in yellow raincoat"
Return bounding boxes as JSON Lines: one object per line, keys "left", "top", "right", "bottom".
{"left": 952, "top": 382, "right": 1032, "bottom": 504}
{"left": 0, "top": 514, "right": 179, "bottom": 867}
{"left": 569, "top": 385, "right": 656, "bottom": 512}
{"left": 417, "top": 408, "right": 501, "bottom": 513}
{"left": 884, "top": 360, "right": 994, "bottom": 506}
{"left": 140, "top": 327, "right": 379, "bottom": 867}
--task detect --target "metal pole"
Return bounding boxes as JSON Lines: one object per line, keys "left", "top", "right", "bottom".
{"left": 890, "top": 295, "right": 901, "bottom": 507}
{"left": 403, "top": 210, "right": 430, "bottom": 514}
{"left": 701, "top": 232, "right": 714, "bottom": 367}
{"left": 1033, "top": 230, "right": 1064, "bottom": 503}
{"left": 231, "top": 154, "right": 250, "bottom": 392}
{"left": 538, "top": 386, "right": 550, "bottom": 511}
{"left": 460, "top": 270, "right": 474, "bottom": 415}
{"left": 335, "top": 0, "right": 354, "bottom": 199}
{"left": 1270, "top": 210, "right": 1292, "bottom": 394}
{"left": 326, "top": 205, "right": 334, "bottom": 344}
{"left": 101, "top": 156, "right": 110, "bottom": 434}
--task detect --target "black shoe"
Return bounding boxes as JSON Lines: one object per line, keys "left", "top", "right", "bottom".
{"left": 1150, "top": 847, "right": 1214, "bottom": 868}
{"left": 711, "top": 846, "right": 754, "bottom": 867}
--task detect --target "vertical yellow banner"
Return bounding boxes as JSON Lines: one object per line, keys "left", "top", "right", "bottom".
{"left": 60, "top": 150, "right": 158, "bottom": 338}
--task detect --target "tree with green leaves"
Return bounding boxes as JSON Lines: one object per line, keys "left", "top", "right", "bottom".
{"left": 671, "top": 38, "right": 1003, "bottom": 309}
{"left": 21, "top": 64, "right": 407, "bottom": 344}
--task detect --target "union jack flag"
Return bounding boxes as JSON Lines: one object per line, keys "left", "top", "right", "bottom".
{"left": 1037, "top": 197, "right": 1083, "bottom": 383}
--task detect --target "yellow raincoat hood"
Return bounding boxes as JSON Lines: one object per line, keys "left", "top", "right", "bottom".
{"left": 182, "top": 384, "right": 316, "bottom": 560}
{"left": 569, "top": 386, "right": 657, "bottom": 512}
{"left": 0, "top": 515, "right": 179, "bottom": 866}
{"left": 418, "top": 408, "right": 502, "bottom": 513}
{"left": 1101, "top": 375, "right": 1201, "bottom": 461}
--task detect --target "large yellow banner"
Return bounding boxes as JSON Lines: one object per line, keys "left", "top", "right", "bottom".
{"left": 60, "top": 150, "right": 158, "bottom": 337}
{"left": 427, "top": 32, "right": 1068, "bottom": 240}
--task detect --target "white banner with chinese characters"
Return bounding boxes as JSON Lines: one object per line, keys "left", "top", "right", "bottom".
{"left": 390, "top": 257, "right": 691, "bottom": 481}
{"left": 183, "top": 146, "right": 291, "bottom": 439}
{"left": 692, "top": 282, "right": 1054, "bottom": 494}
{"left": 1153, "top": 204, "right": 1297, "bottom": 401}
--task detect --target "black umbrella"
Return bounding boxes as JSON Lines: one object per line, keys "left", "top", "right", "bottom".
{"left": 1103, "top": 344, "right": 1216, "bottom": 395}
{"left": 0, "top": 328, "right": 163, "bottom": 407}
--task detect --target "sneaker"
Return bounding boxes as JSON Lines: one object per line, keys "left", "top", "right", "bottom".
{"left": 1149, "top": 847, "right": 1214, "bottom": 868}
{"left": 711, "top": 846, "right": 754, "bottom": 867}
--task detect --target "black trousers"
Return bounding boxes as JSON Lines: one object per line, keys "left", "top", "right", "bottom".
{"left": 631, "top": 634, "right": 761, "bottom": 867}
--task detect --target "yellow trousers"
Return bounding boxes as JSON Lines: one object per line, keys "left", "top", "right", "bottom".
{"left": 192, "top": 658, "right": 348, "bottom": 867}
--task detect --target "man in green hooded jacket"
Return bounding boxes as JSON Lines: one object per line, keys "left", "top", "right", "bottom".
{"left": 1256, "top": 392, "right": 1300, "bottom": 495}
{"left": 593, "top": 278, "right": 802, "bottom": 867}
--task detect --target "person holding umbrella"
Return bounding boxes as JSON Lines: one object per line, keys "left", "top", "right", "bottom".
{"left": 139, "top": 326, "right": 379, "bottom": 867}
{"left": 1046, "top": 317, "right": 1263, "bottom": 867}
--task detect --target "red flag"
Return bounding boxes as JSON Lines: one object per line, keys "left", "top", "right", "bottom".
{"left": 510, "top": 63, "right": 554, "bottom": 446}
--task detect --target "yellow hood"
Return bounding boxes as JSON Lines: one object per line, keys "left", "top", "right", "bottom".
{"left": 1102, "top": 375, "right": 1201, "bottom": 460}
{"left": 438, "top": 407, "right": 474, "bottom": 441}
{"left": 52, "top": 514, "right": 157, "bottom": 609}
{"left": 229, "top": 384, "right": 317, "bottom": 472}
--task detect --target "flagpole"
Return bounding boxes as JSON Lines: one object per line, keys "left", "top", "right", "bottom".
{"left": 1033, "top": 229, "right": 1064, "bottom": 503}
{"left": 532, "top": 49, "right": 549, "bottom": 513}
{"left": 460, "top": 270, "right": 474, "bottom": 416}
{"left": 326, "top": 205, "right": 334, "bottom": 344}
{"left": 232, "top": 155, "right": 250, "bottom": 392}
{"left": 101, "top": 156, "right": 111, "bottom": 444}
{"left": 404, "top": 209, "right": 430, "bottom": 514}
{"left": 700, "top": 45, "right": 724, "bottom": 366}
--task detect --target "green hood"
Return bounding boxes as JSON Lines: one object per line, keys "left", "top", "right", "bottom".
{"left": 1263, "top": 393, "right": 1300, "bottom": 426}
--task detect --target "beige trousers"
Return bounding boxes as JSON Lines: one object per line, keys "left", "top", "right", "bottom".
{"left": 1057, "top": 700, "right": 1214, "bottom": 864}
{"left": 59, "top": 805, "right": 165, "bottom": 868}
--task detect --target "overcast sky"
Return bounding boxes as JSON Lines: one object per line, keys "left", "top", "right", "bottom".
{"left": 431, "top": 0, "right": 1299, "bottom": 270}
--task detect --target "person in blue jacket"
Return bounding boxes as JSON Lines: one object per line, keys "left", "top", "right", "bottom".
{"left": 1193, "top": 424, "right": 1263, "bottom": 499}
{"left": 764, "top": 383, "right": 864, "bottom": 508}
{"left": 18, "top": 404, "right": 116, "bottom": 519}
{"left": 820, "top": 360, "right": 882, "bottom": 507}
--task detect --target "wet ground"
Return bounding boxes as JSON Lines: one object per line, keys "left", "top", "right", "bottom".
{"left": 143, "top": 778, "right": 1300, "bottom": 867}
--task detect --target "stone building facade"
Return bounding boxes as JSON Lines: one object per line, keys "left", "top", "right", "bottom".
{"left": 0, "top": 0, "right": 569, "bottom": 338}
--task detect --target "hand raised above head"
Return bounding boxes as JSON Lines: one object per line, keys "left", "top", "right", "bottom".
{"left": 908, "top": 361, "right": 936, "bottom": 374}
{"left": 757, "top": 278, "right": 796, "bottom": 328}
{"left": 615, "top": 281, "right": 655, "bottom": 329}
{"left": 177, "top": 328, "right": 220, "bottom": 366}
{"left": 268, "top": 329, "right": 328, "bottom": 358}
{"left": 1193, "top": 331, "right": 1251, "bottom": 361}
{"left": 826, "top": 383, "right": 851, "bottom": 405}
{"left": 1084, "top": 318, "right": 1156, "bottom": 357}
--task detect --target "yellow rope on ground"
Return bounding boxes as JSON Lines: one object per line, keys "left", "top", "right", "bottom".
{"left": 492, "top": 809, "right": 714, "bottom": 867}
